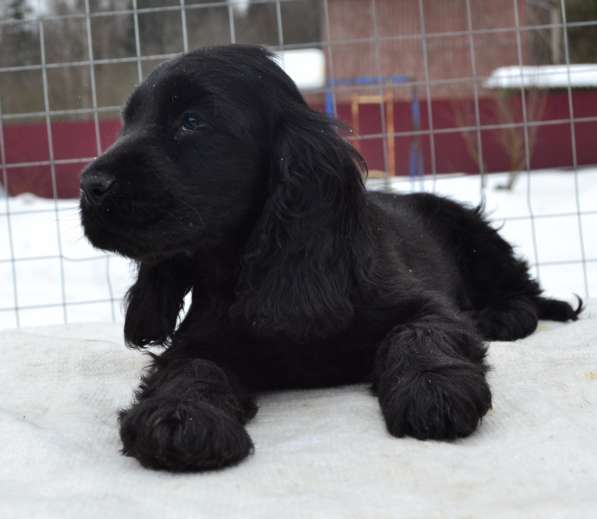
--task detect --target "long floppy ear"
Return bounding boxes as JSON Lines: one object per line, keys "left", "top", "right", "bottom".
{"left": 231, "top": 110, "right": 368, "bottom": 342}
{"left": 124, "top": 257, "right": 192, "bottom": 348}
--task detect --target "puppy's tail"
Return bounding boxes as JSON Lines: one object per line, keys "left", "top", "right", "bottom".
{"left": 535, "top": 295, "right": 584, "bottom": 322}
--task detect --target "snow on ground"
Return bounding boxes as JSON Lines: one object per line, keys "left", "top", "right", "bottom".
{"left": 1, "top": 168, "right": 595, "bottom": 330}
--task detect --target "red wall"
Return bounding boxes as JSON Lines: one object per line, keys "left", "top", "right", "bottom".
{"left": 338, "top": 90, "right": 597, "bottom": 175}
{"left": 2, "top": 119, "right": 121, "bottom": 198}
{"left": 2, "top": 91, "right": 597, "bottom": 198}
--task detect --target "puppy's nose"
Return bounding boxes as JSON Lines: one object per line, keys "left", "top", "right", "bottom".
{"left": 80, "top": 171, "right": 115, "bottom": 205}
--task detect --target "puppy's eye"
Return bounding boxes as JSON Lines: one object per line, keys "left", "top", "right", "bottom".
{"left": 180, "top": 113, "right": 205, "bottom": 133}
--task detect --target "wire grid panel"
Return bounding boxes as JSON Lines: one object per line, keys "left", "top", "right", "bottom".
{"left": 0, "top": 0, "right": 596, "bottom": 330}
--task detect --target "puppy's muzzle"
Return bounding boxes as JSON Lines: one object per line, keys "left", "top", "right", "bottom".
{"left": 80, "top": 170, "right": 116, "bottom": 206}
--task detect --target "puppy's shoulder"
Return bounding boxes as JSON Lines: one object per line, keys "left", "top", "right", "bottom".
{"left": 367, "top": 190, "right": 480, "bottom": 219}
{"left": 366, "top": 189, "right": 446, "bottom": 216}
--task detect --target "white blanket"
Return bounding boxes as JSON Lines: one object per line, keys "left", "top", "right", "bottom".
{"left": 1, "top": 304, "right": 596, "bottom": 519}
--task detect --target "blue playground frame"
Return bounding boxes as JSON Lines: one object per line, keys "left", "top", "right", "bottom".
{"left": 324, "top": 75, "right": 424, "bottom": 178}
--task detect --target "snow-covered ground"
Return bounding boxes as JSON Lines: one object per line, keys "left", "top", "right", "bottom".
{"left": 1, "top": 168, "right": 595, "bottom": 330}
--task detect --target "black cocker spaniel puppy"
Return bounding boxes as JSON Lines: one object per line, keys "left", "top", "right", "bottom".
{"left": 80, "top": 45, "right": 582, "bottom": 472}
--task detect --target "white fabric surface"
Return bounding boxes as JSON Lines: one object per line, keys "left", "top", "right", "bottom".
{"left": 1, "top": 303, "right": 596, "bottom": 519}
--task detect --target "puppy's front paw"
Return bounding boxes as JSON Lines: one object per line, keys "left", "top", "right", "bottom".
{"left": 379, "top": 365, "right": 492, "bottom": 440}
{"left": 119, "top": 397, "right": 253, "bottom": 471}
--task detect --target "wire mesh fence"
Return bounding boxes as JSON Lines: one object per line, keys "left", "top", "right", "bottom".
{"left": 1, "top": 0, "right": 596, "bottom": 329}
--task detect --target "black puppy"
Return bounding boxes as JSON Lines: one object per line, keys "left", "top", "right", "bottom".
{"left": 80, "top": 45, "right": 581, "bottom": 472}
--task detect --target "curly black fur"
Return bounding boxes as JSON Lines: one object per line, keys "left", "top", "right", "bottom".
{"left": 79, "top": 45, "right": 582, "bottom": 472}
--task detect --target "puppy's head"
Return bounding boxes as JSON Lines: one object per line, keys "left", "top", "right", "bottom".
{"left": 80, "top": 45, "right": 302, "bottom": 260}
{"left": 82, "top": 45, "right": 368, "bottom": 343}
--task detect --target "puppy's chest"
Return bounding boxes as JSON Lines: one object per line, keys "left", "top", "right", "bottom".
{"left": 230, "top": 320, "right": 380, "bottom": 388}
{"left": 181, "top": 296, "right": 384, "bottom": 388}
